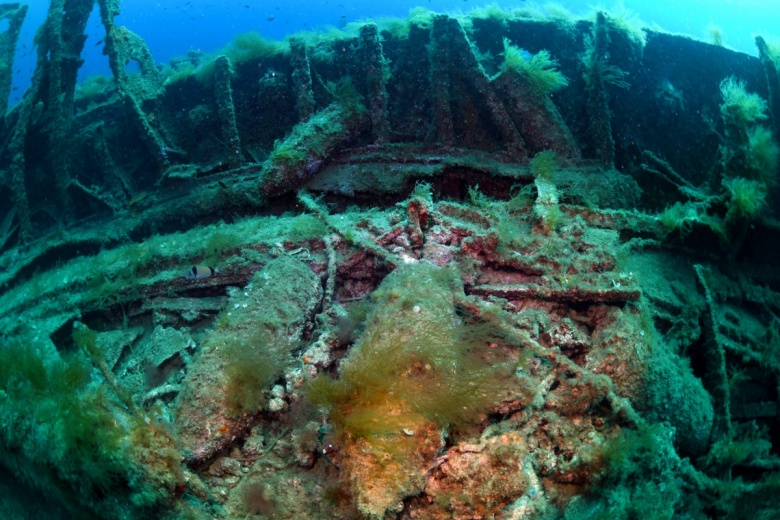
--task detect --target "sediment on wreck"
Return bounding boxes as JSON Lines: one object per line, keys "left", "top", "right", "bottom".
{"left": 174, "top": 256, "right": 322, "bottom": 463}
{"left": 304, "top": 261, "right": 520, "bottom": 517}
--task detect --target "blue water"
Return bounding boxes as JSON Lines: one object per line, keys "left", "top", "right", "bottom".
{"left": 8, "top": 0, "right": 780, "bottom": 105}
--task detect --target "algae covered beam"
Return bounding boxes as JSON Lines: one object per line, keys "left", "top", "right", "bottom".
{"left": 37, "top": 0, "right": 95, "bottom": 223}
{"left": 428, "top": 15, "right": 455, "bottom": 145}
{"left": 290, "top": 37, "right": 315, "bottom": 121}
{"left": 2, "top": 0, "right": 92, "bottom": 239}
{"left": 431, "top": 15, "right": 528, "bottom": 159}
{"left": 213, "top": 55, "right": 243, "bottom": 168}
{"left": 441, "top": 14, "right": 527, "bottom": 158}
{"left": 357, "top": 23, "right": 390, "bottom": 143}
{"left": 694, "top": 264, "right": 733, "bottom": 446}
{"left": 582, "top": 12, "right": 617, "bottom": 168}
{"left": 491, "top": 52, "right": 581, "bottom": 159}
{"left": 97, "top": 0, "right": 171, "bottom": 171}
{"left": 259, "top": 100, "right": 369, "bottom": 197}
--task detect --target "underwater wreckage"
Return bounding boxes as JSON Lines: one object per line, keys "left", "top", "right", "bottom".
{"left": 1, "top": 1, "right": 780, "bottom": 518}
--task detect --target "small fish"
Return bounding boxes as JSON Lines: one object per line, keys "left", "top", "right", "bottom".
{"left": 186, "top": 265, "right": 216, "bottom": 279}
{"left": 128, "top": 191, "right": 149, "bottom": 207}
{"left": 267, "top": 16, "right": 275, "bottom": 22}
